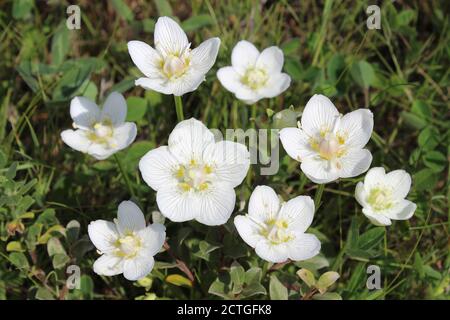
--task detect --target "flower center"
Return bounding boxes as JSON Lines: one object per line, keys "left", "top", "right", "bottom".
{"left": 87, "top": 119, "right": 115, "bottom": 146}
{"left": 241, "top": 67, "right": 269, "bottom": 90}
{"left": 162, "top": 54, "right": 190, "bottom": 79}
{"left": 114, "top": 233, "right": 142, "bottom": 259}
{"left": 175, "top": 159, "right": 214, "bottom": 192}
{"left": 310, "top": 131, "right": 347, "bottom": 160}
{"left": 367, "top": 187, "right": 394, "bottom": 211}
{"left": 260, "top": 218, "right": 293, "bottom": 245}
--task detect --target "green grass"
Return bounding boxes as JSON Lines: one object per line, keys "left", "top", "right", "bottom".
{"left": 0, "top": 0, "right": 448, "bottom": 300}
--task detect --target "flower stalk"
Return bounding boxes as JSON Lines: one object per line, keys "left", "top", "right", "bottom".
{"left": 174, "top": 95, "right": 184, "bottom": 121}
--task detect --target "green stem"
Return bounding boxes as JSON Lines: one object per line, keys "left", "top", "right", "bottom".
{"left": 314, "top": 184, "right": 325, "bottom": 210}
{"left": 114, "top": 154, "right": 135, "bottom": 197}
{"left": 174, "top": 95, "right": 184, "bottom": 121}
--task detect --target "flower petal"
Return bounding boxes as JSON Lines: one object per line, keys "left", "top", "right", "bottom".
{"left": 278, "top": 196, "right": 315, "bottom": 233}
{"left": 362, "top": 208, "right": 392, "bottom": 226}
{"left": 336, "top": 109, "right": 373, "bottom": 149}
{"left": 194, "top": 182, "right": 236, "bottom": 226}
{"left": 88, "top": 143, "right": 115, "bottom": 160}
{"left": 258, "top": 73, "right": 291, "bottom": 98}
{"left": 139, "top": 146, "right": 179, "bottom": 191}
{"left": 231, "top": 40, "right": 260, "bottom": 74}
{"left": 166, "top": 71, "right": 206, "bottom": 96}
{"left": 255, "top": 240, "right": 288, "bottom": 263}
{"left": 154, "top": 16, "right": 188, "bottom": 56}
{"left": 203, "top": 140, "right": 250, "bottom": 188}
{"left": 280, "top": 128, "right": 315, "bottom": 162}
{"left": 363, "top": 167, "right": 386, "bottom": 192}
{"left": 123, "top": 254, "right": 155, "bottom": 281}
{"left": 217, "top": 66, "right": 260, "bottom": 103}
{"left": 301, "top": 158, "right": 340, "bottom": 184}
{"left": 93, "top": 254, "right": 123, "bottom": 276}
{"left": 112, "top": 122, "right": 137, "bottom": 150}
{"left": 338, "top": 148, "right": 372, "bottom": 178}
{"left": 156, "top": 184, "right": 198, "bottom": 222}
{"left": 383, "top": 199, "right": 416, "bottom": 221}
{"left": 256, "top": 46, "right": 284, "bottom": 74}
{"left": 190, "top": 37, "right": 221, "bottom": 75}
{"left": 101, "top": 92, "right": 127, "bottom": 125}
{"left": 61, "top": 129, "right": 91, "bottom": 153}
{"left": 301, "top": 94, "right": 339, "bottom": 137}
{"left": 88, "top": 220, "right": 119, "bottom": 253}
{"left": 135, "top": 77, "right": 173, "bottom": 94}
{"left": 117, "top": 200, "right": 146, "bottom": 233}
{"left": 137, "top": 223, "right": 166, "bottom": 256}
{"left": 127, "top": 40, "right": 162, "bottom": 78}
{"left": 355, "top": 181, "right": 367, "bottom": 207}
{"left": 70, "top": 96, "right": 100, "bottom": 129}
{"left": 286, "top": 233, "right": 321, "bottom": 261}
{"left": 234, "top": 215, "right": 264, "bottom": 248}
{"left": 385, "top": 169, "right": 412, "bottom": 199}
{"left": 168, "top": 118, "right": 215, "bottom": 163}
{"left": 248, "top": 185, "right": 280, "bottom": 221}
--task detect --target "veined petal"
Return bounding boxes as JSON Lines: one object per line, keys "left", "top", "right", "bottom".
{"left": 190, "top": 37, "right": 221, "bottom": 75}
{"left": 127, "top": 40, "right": 162, "bottom": 78}
{"left": 255, "top": 240, "right": 288, "bottom": 263}
{"left": 93, "top": 254, "right": 123, "bottom": 276}
{"left": 168, "top": 118, "right": 215, "bottom": 163}
{"left": 88, "top": 220, "right": 119, "bottom": 253}
{"left": 88, "top": 143, "right": 115, "bottom": 160}
{"left": 112, "top": 122, "right": 137, "bottom": 150}
{"left": 231, "top": 40, "right": 260, "bottom": 74}
{"left": 101, "top": 92, "right": 127, "bottom": 125}
{"left": 336, "top": 109, "right": 373, "bottom": 149}
{"left": 117, "top": 201, "right": 146, "bottom": 233}
{"left": 256, "top": 46, "right": 284, "bottom": 74}
{"left": 382, "top": 199, "right": 416, "bottom": 221}
{"left": 355, "top": 181, "right": 368, "bottom": 207}
{"left": 137, "top": 223, "right": 166, "bottom": 256}
{"left": 301, "top": 158, "right": 340, "bottom": 184}
{"left": 154, "top": 16, "right": 189, "bottom": 56}
{"left": 338, "top": 148, "right": 372, "bottom": 179}
{"left": 258, "top": 73, "right": 291, "bottom": 98}
{"left": 193, "top": 182, "right": 236, "bottom": 226}
{"left": 248, "top": 185, "right": 280, "bottom": 222}
{"left": 234, "top": 215, "right": 264, "bottom": 248}
{"left": 135, "top": 77, "right": 173, "bottom": 95}
{"left": 279, "top": 128, "right": 315, "bottom": 162}
{"left": 362, "top": 208, "right": 392, "bottom": 226}
{"left": 363, "top": 167, "right": 386, "bottom": 192}
{"left": 123, "top": 254, "right": 155, "bottom": 281}
{"left": 167, "top": 70, "right": 206, "bottom": 96}
{"left": 287, "top": 233, "right": 321, "bottom": 261}
{"left": 70, "top": 96, "right": 100, "bottom": 130}
{"left": 203, "top": 140, "right": 250, "bottom": 188}
{"left": 278, "top": 196, "right": 315, "bottom": 233}
{"left": 139, "top": 146, "right": 179, "bottom": 191}
{"left": 156, "top": 184, "right": 197, "bottom": 222}
{"left": 384, "top": 169, "right": 412, "bottom": 199}
{"left": 61, "top": 129, "right": 91, "bottom": 153}
{"left": 301, "top": 94, "right": 339, "bottom": 137}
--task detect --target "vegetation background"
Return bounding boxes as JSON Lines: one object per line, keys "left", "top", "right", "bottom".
{"left": 0, "top": 0, "right": 448, "bottom": 300}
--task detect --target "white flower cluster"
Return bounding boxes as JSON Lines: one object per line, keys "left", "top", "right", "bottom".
{"left": 59, "top": 16, "right": 416, "bottom": 281}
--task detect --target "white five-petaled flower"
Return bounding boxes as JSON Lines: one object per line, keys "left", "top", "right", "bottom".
{"left": 355, "top": 167, "right": 417, "bottom": 226}
{"left": 139, "top": 118, "right": 250, "bottom": 226}
{"left": 60, "top": 92, "right": 137, "bottom": 160}
{"left": 217, "top": 40, "right": 291, "bottom": 104}
{"left": 127, "top": 16, "right": 221, "bottom": 96}
{"left": 280, "top": 94, "right": 374, "bottom": 184}
{"left": 88, "top": 201, "right": 166, "bottom": 281}
{"left": 234, "top": 186, "right": 320, "bottom": 263}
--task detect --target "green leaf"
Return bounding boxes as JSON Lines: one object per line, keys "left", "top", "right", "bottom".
{"left": 350, "top": 60, "right": 376, "bottom": 88}
{"left": 284, "top": 58, "right": 302, "bottom": 81}
{"left": 230, "top": 263, "right": 245, "bottom": 294}
{"left": 12, "top": 0, "right": 34, "bottom": 20}
{"left": 411, "top": 100, "right": 432, "bottom": 120}
{"left": 80, "top": 275, "right": 94, "bottom": 299}
{"left": 6, "top": 241, "right": 24, "bottom": 252}
{"left": 122, "top": 141, "right": 154, "bottom": 172}
{"left": 281, "top": 38, "right": 301, "bottom": 56}
{"left": 66, "top": 220, "right": 80, "bottom": 244}
{"left": 166, "top": 274, "right": 193, "bottom": 287}
{"left": 272, "top": 108, "right": 298, "bottom": 129}
{"left": 269, "top": 275, "right": 288, "bottom": 300}
{"left": 52, "top": 62, "right": 95, "bottom": 101}
{"left": 126, "top": 96, "right": 148, "bottom": 121}
{"left": 52, "top": 253, "right": 70, "bottom": 269}
{"left": 395, "top": 10, "right": 415, "bottom": 27}
{"left": 181, "top": 15, "right": 214, "bottom": 32}
{"left": 0, "top": 149, "right": 7, "bottom": 168}
{"left": 111, "top": 0, "right": 133, "bottom": 22}
{"left": 47, "top": 237, "right": 66, "bottom": 256}
{"left": 326, "top": 53, "right": 345, "bottom": 83}
{"left": 413, "top": 168, "right": 438, "bottom": 191}
{"left": 295, "top": 254, "right": 329, "bottom": 270}
{"left": 316, "top": 271, "right": 340, "bottom": 294}
{"left": 312, "top": 292, "right": 342, "bottom": 300}
{"left": 51, "top": 22, "right": 70, "bottom": 66}
{"left": 418, "top": 126, "right": 440, "bottom": 151}
{"left": 35, "top": 287, "right": 55, "bottom": 300}
{"left": 154, "top": 0, "right": 173, "bottom": 16}
{"left": 9, "top": 252, "right": 30, "bottom": 270}
{"left": 401, "top": 111, "right": 427, "bottom": 130}
{"left": 423, "top": 151, "right": 447, "bottom": 173}
{"left": 296, "top": 268, "right": 316, "bottom": 287}
{"left": 358, "top": 227, "right": 385, "bottom": 250}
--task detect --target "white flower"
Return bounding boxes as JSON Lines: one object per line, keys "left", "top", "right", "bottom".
{"left": 355, "top": 167, "right": 416, "bottom": 226}
{"left": 217, "top": 40, "right": 291, "bottom": 104}
{"left": 127, "top": 16, "right": 220, "bottom": 96}
{"left": 234, "top": 186, "right": 320, "bottom": 263}
{"left": 139, "top": 118, "right": 250, "bottom": 226}
{"left": 60, "top": 92, "right": 137, "bottom": 160}
{"left": 280, "top": 94, "right": 373, "bottom": 184}
{"left": 88, "top": 201, "right": 166, "bottom": 281}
